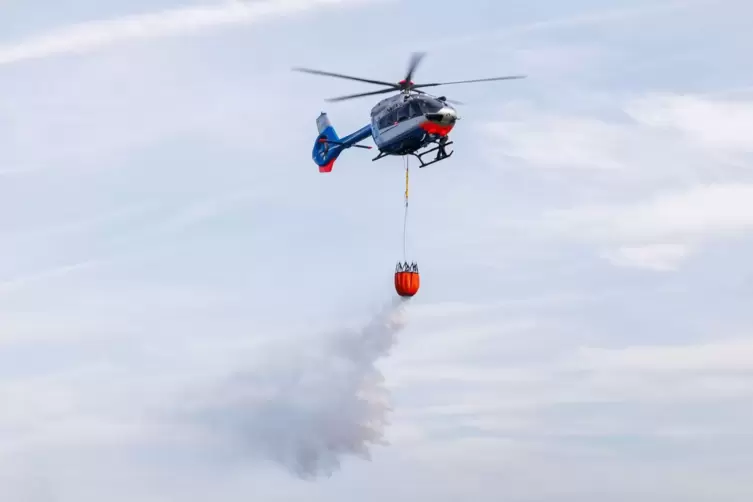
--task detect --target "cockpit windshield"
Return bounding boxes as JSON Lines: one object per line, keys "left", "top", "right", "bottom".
{"left": 375, "top": 96, "right": 447, "bottom": 129}
{"left": 415, "top": 98, "right": 444, "bottom": 113}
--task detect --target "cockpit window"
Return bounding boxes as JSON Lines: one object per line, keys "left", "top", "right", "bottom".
{"left": 374, "top": 96, "right": 448, "bottom": 129}
{"left": 396, "top": 103, "right": 410, "bottom": 122}
{"left": 417, "top": 99, "right": 443, "bottom": 113}
{"left": 409, "top": 100, "right": 424, "bottom": 117}
{"left": 377, "top": 109, "right": 397, "bottom": 129}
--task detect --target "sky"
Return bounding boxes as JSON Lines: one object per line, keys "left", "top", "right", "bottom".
{"left": 1, "top": 0, "right": 753, "bottom": 500}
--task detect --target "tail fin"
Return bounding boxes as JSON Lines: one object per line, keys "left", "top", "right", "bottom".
{"left": 311, "top": 113, "right": 373, "bottom": 173}
{"left": 312, "top": 112, "right": 341, "bottom": 173}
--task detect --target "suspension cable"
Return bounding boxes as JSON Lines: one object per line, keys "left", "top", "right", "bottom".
{"left": 403, "top": 155, "right": 409, "bottom": 262}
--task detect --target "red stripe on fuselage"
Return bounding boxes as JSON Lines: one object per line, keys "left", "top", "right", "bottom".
{"left": 420, "top": 121, "right": 454, "bottom": 136}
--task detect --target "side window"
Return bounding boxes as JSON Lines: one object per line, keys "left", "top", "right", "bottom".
{"left": 396, "top": 104, "right": 410, "bottom": 122}
{"left": 380, "top": 110, "right": 397, "bottom": 128}
{"left": 410, "top": 101, "right": 423, "bottom": 117}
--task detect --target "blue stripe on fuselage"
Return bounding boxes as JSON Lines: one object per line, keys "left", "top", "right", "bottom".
{"left": 376, "top": 122, "right": 429, "bottom": 154}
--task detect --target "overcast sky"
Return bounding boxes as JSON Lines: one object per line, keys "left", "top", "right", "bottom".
{"left": 2, "top": 0, "right": 753, "bottom": 500}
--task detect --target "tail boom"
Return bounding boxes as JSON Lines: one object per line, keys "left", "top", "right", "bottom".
{"left": 312, "top": 112, "right": 372, "bottom": 173}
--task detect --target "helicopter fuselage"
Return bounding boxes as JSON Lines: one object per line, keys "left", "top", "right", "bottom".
{"left": 369, "top": 93, "right": 457, "bottom": 156}
{"left": 310, "top": 92, "right": 458, "bottom": 172}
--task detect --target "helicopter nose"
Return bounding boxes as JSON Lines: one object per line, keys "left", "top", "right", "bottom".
{"left": 441, "top": 107, "right": 457, "bottom": 123}
{"left": 421, "top": 107, "right": 457, "bottom": 137}
{"left": 426, "top": 107, "right": 457, "bottom": 125}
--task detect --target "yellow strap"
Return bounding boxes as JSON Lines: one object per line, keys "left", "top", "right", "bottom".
{"left": 405, "top": 163, "right": 409, "bottom": 200}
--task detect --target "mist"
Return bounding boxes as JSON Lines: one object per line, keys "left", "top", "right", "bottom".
{"left": 187, "top": 296, "right": 410, "bottom": 479}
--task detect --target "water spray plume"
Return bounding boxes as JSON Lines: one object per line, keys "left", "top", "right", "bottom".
{"left": 191, "top": 296, "right": 410, "bottom": 479}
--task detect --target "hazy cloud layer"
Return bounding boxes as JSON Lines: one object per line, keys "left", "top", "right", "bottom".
{"left": 0, "top": 0, "right": 381, "bottom": 65}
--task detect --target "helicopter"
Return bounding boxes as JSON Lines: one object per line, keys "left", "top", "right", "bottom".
{"left": 293, "top": 52, "right": 525, "bottom": 172}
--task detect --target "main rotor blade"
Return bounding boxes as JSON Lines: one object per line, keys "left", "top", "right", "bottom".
{"left": 413, "top": 75, "right": 527, "bottom": 88}
{"left": 414, "top": 89, "right": 464, "bottom": 105}
{"left": 292, "top": 67, "right": 399, "bottom": 88}
{"left": 325, "top": 87, "right": 398, "bottom": 102}
{"left": 404, "top": 52, "right": 426, "bottom": 83}
{"left": 443, "top": 98, "right": 465, "bottom": 105}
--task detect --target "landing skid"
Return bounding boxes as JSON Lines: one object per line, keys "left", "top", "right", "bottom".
{"left": 411, "top": 138, "right": 453, "bottom": 168}
{"left": 372, "top": 150, "right": 390, "bottom": 162}
{"left": 371, "top": 137, "right": 454, "bottom": 167}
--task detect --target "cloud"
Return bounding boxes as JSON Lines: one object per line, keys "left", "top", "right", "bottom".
{"left": 544, "top": 182, "right": 753, "bottom": 244}
{"left": 531, "top": 181, "right": 753, "bottom": 272}
{"left": 0, "top": 0, "right": 379, "bottom": 66}
{"left": 485, "top": 115, "right": 639, "bottom": 170}
{"left": 601, "top": 243, "right": 691, "bottom": 271}
{"left": 570, "top": 337, "right": 753, "bottom": 373}
{"left": 386, "top": 315, "right": 753, "bottom": 438}
{"left": 482, "top": 93, "right": 753, "bottom": 270}
{"left": 0, "top": 258, "right": 106, "bottom": 296}
{"left": 627, "top": 93, "right": 753, "bottom": 152}
{"left": 430, "top": 1, "right": 698, "bottom": 49}
{"left": 0, "top": 186, "right": 263, "bottom": 306}
{"left": 483, "top": 94, "right": 752, "bottom": 174}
